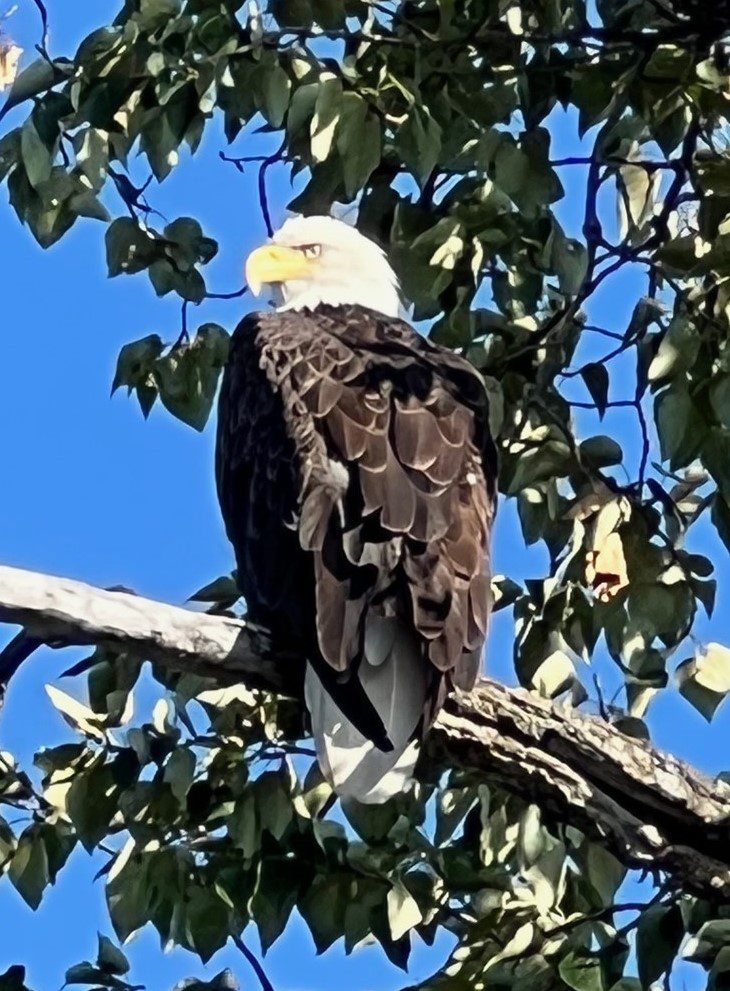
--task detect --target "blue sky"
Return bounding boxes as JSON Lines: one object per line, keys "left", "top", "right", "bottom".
{"left": 0, "top": 3, "right": 727, "bottom": 990}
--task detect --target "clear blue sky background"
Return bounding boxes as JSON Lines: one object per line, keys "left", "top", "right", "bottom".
{"left": 0, "top": 3, "right": 727, "bottom": 990}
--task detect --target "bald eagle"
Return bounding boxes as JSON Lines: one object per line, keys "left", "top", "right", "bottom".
{"left": 216, "top": 216, "right": 496, "bottom": 803}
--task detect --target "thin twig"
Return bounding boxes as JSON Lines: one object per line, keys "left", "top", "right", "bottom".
{"left": 552, "top": 156, "right": 682, "bottom": 171}
{"left": 176, "top": 299, "right": 189, "bottom": 349}
{"left": 258, "top": 143, "right": 286, "bottom": 238}
{"left": 220, "top": 141, "right": 287, "bottom": 238}
{"left": 108, "top": 168, "right": 160, "bottom": 223}
{"left": 568, "top": 399, "right": 637, "bottom": 410}
{"left": 206, "top": 285, "right": 248, "bottom": 301}
{"left": 583, "top": 325, "right": 626, "bottom": 341}
{"left": 545, "top": 896, "right": 673, "bottom": 937}
{"left": 232, "top": 934, "right": 276, "bottom": 991}
{"left": 30, "top": 0, "right": 49, "bottom": 58}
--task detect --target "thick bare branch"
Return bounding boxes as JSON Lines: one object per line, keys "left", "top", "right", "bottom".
{"left": 0, "top": 565, "right": 299, "bottom": 695}
{"left": 436, "top": 686, "right": 730, "bottom": 901}
{"left": 0, "top": 564, "right": 728, "bottom": 900}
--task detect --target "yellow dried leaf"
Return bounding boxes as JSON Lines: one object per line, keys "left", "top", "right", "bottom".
{"left": 0, "top": 40, "right": 22, "bottom": 91}
{"left": 586, "top": 531, "right": 629, "bottom": 602}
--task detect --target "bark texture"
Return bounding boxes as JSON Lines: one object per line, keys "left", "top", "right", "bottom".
{"left": 0, "top": 564, "right": 728, "bottom": 900}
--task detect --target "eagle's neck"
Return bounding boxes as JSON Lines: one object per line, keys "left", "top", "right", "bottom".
{"left": 274, "top": 275, "right": 402, "bottom": 319}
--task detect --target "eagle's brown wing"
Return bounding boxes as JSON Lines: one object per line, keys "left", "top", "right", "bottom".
{"left": 245, "top": 303, "right": 497, "bottom": 733}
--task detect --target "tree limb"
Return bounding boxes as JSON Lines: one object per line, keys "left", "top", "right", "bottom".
{"left": 0, "top": 564, "right": 728, "bottom": 901}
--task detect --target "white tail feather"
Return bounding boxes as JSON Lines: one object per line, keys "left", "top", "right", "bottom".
{"left": 304, "top": 617, "right": 427, "bottom": 804}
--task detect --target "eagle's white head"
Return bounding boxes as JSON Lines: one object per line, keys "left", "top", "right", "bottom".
{"left": 245, "top": 215, "right": 402, "bottom": 318}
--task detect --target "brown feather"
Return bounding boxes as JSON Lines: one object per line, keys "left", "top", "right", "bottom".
{"left": 215, "top": 303, "right": 498, "bottom": 743}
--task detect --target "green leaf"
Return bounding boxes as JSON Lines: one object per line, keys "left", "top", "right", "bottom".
{"left": 676, "top": 642, "right": 730, "bottom": 721}
{"left": 387, "top": 881, "right": 422, "bottom": 941}
{"left": 517, "top": 804, "right": 545, "bottom": 867}
{"left": 188, "top": 574, "right": 240, "bottom": 605}
{"left": 336, "top": 94, "right": 381, "bottom": 197}
{"left": 647, "top": 317, "right": 700, "bottom": 384}
{"left": 0, "top": 128, "right": 20, "bottom": 182}
{"left": 286, "top": 82, "right": 319, "bottom": 143}
{"left": 73, "top": 128, "right": 109, "bottom": 192}
{"left": 112, "top": 334, "right": 164, "bottom": 415}
{"left": 712, "top": 493, "right": 730, "bottom": 553}
{"left": 255, "top": 769, "right": 294, "bottom": 841}
{"left": 655, "top": 386, "right": 706, "bottom": 469}
{"left": 559, "top": 951, "right": 605, "bottom": 991}
{"left": 656, "top": 235, "right": 704, "bottom": 276}
{"left": 491, "top": 575, "right": 522, "bottom": 612}
{"left": 149, "top": 260, "right": 206, "bottom": 303}
{"left": 581, "top": 363, "right": 610, "bottom": 418}
{"left": 310, "top": 76, "right": 342, "bottom": 163}
{"left": 703, "top": 428, "right": 730, "bottom": 501}
{"left": 299, "top": 875, "right": 347, "bottom": 954}
{"left": 695, "top": 152, "right": 730, "bottom": 196}
{"left": 164, "top": 748, "right": 196, "bottom": 802}
{"left": 531, "top": 649, "right": 575, "bottom": 698}
{"left": 617, "top": 162, "right": 659, "bottom": 239}
{"left": 252, "top": 858, "right": 300, "bottom": 952}
{"left": 271, "top": 0, "right": 313, "bottom": 28}
{"left": 683, "top": 920, "right": 730, "bottom": 964}
{"left": 142, "top": 216, "right": 216, "bottom": 301}
{"left": 105, "top": 218, "right": 159, "bottom": 277}
{"left": 434, "top": 787, "right": 478, "bottom": 846}
{"left": 63, "top": 963, "right": 109, "bottom": 987}
{"left": 342, "top": 795, "right": 402, "bottom": 843}
{"left": 628, "top": 583, "right": 693, "bottom": 646}
{"left": 504, "top": 439, "right": 573, "bottom": 494}
{"left": 153, "top": 324, "right": 229, "bottom": 431}
{"left": 140, "top": 103, "right": 190, "bottom": 181}
{"left": 1, "top": 58, "right": 64, "bottom": 115}
{"left": 636, "top": 904, "right": 684, "bottom": 988}
{"left": 395, "top": 105, "right": 442, "bottom": 187}
{"left": 20, "top": 119, "right": 52, "bottom": 188}
{"left": 174, "top": 971, "right": 239, "bottom": 991}
{"left": 46, "top": 684, "right": 106, "bottom": 739}
{"left": 552, "top": 232, "right": 588, "bottom": 296}
{"left": 495, "top": 129, "right": 562, "bottom": 215}
{"left": 186, "top": 886, "right": 231, "bottom": 963}
{"left": 579, "top": 436, "right": 623, "bottom": 468}
{"left": 296, "top": 761, "right": 332, "bottom": 820}
{"left": 164, "top": 217, "right": 218, "bottom": 267}
{"left": 0, "top": 815, "right": 15, "bottom": 866}
{"left": 257, "top": 61, "right": 291, "bottom": 128}
{"left": 66, "top": 760, "right": 119, "bottom": 851}
{"left": 106, "top": 846, "right": 151, "bottom": 943}
{"left": 228, "top": 791, "right": 259, "bottom": 857}
{"left": 709, "top": 375, "right": 730, "bottom": 427}
{"left": 0, "top": 966, "right": 32, "bottom": 991}
{"left": 312, "top": 0, "right": 347, "bottom": 28}
{"left": 585, "top": 843, "right": 626, "bottom": 903}
{"left": 8, "top": 830, "right": 50, "bottom": 910}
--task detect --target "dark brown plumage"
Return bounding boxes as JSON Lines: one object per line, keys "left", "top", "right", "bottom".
{"left": 216, "top": 303, "right": 497, "bottom": 757}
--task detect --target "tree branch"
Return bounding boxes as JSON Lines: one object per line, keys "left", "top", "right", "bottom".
{"left": 231, "top": 935, "right": 276, "bottom": 991}
{"left": 0, "top": 564, "right": 728, "bottom": 901}
{"left": 0, "top": 565, "right": 300, "bottom": 695}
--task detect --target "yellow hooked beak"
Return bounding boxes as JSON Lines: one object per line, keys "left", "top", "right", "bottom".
{"left": 245, "top": 244, "right": 316, "bottom": 296}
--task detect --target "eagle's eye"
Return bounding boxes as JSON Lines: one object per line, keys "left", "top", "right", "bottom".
{"left": 300, "top": 243, "right": 322, "bottom": 259}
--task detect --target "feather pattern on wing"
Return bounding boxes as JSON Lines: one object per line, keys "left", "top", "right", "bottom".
{"left": 216, "top": 304, "right": 497, "bottom": 789}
